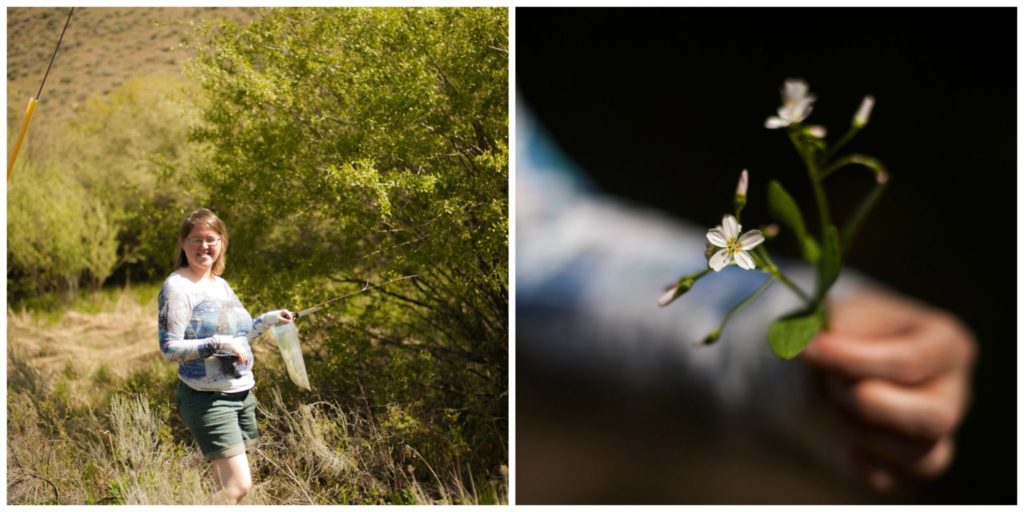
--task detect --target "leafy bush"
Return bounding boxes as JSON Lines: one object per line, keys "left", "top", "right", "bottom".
{"left": 189, "top": 6, "right": 508, "bottom": 488}
{"left": 7, "top": 157, "right": 119, "bottom": 297}
{"left": 7, "top": 74, "right": 206, "bottom": 301}
{"left": 56, "top": 74, "right": 208, "bottom": 284}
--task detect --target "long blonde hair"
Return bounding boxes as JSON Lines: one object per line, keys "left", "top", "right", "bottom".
{"left": 175, "top": 208, "right": 229, "bottom": 276}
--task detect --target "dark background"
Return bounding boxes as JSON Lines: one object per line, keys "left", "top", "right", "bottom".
{"left": 517, "top": 7, "right": 1015, "bottom": 504}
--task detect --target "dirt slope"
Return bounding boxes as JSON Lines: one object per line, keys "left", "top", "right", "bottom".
{"left": 7, "top": 7, "right": 255, "bottom": 129}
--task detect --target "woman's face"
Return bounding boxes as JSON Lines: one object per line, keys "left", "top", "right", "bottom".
{"left": 182, "top": 223, "right": 222, "bottom": 276}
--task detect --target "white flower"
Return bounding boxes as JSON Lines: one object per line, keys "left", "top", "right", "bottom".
{"left": 706, "top": 214, "right": 764, "bottom": 271}
{"left": 854, "top": 95, "right": 875, "bottom": 128}
{"left": 765, "top": 79, "right": 816, "bottom": 129}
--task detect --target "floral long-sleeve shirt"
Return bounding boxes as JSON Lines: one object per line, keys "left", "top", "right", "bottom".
{"left": 158, "top": 270, "right": 278, "bottom": 393}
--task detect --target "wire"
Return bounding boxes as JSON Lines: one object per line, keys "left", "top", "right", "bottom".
{"left": 36, "top": 7, "right": 75, "bottom": 101}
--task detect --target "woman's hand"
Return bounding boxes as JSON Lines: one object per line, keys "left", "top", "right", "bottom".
{"left": 214, "top": 335, "right": 250, "bottom": 366}
{"left": 802, "top": 288, "right": 977, "bottom": 494}
{"left": 263, "top": 309, "right": 294, "bottom": 326}
{"left": 277, "top": 309, "right": 295, "bottom": 325}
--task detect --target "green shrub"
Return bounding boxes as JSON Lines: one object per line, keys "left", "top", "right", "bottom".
{"left": 8, "top": 75, "right": 206, "bottom": 302}
{"left": 189, "top": 7, "right": 508, "bottom": 491}
{"left": 7, "top": 157, "right": 118, "bottom": 298}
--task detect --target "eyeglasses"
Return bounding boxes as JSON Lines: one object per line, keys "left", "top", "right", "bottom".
{"left": 185, "top": 237, "right": 222, "bottom": 247}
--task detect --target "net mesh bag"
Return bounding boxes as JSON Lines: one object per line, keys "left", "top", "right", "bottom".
{"left": 267, "top": 322, "right": 311, "bottom": 390}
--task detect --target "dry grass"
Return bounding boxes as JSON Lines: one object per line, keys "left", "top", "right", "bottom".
{"left": 8, "top": 286, "right": 156, "bottom": 408}
{"left": 7, "top": 285, "right": 507, "bottom": 505}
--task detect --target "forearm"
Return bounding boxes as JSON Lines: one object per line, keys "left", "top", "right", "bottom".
{"left": 519, "top": 192, "right": 870, "bottom": 414}
{"left": 249, "top": 311, "right": 284, "bottom": 340}
{"left": 159, "top": 335, "right": 224, "bottom": 362}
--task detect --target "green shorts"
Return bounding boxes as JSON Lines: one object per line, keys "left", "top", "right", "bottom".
{"left": 175, "top": 381, "right": 259, "bottom": 462}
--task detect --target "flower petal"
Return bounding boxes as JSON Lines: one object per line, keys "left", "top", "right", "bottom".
{"left": 709, "top": 249, "right": 731, "bottom": 272}
{"left": 721, "top": 214, "right": 739, "bottom": 240}
{"left": 765, "top": 116, "right": 789, "bottom": 129}
{"left": 706, "top": 228, "right": 728, "bottom": 247}
{"left": 738, "top": 229, "right": 765, "bottom": 250}
{"left": 784, "top": 79, "right": 809, "bottom": 101}
{"left": 734, "top": 250, "right": 755, "bottom": 270}
{"left": 795, "top": 98, "right": 815, "bottom": 122}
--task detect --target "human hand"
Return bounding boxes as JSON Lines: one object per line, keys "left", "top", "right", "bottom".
{"left": 801, "top": 288, "right": 977, "bottom": 494}
{"left": 278, "top": 309, "right": 295, "bottom": 324}
{"left": 214, "top": 334, "right": 250, "bottom": 366}
{"left": 263, "top": 309, "right": 294, "bottom": 326}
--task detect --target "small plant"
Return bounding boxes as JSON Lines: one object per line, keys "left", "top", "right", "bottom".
{"left": 660, "top": 79, "right": 887, "bottom": 359}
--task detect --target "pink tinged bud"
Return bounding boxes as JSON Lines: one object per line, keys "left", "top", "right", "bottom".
{"left": 763, "top": 223, "right": 780, "bottom": 238}
{"left": 805, "top": 125, "right": 827, "bottom": 139}
{"left": 659, "top": 277, "right": 696, "bottom": 307}
{"left": 876, "top": 169, "right": 889, "bottom": 184}
{"left": 736, "top": 169, "right": 749, "bottom": 198}
{"left": 854, "top": 95, "right": 875, "bottom": 127}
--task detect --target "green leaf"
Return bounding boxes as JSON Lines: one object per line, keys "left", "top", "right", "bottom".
{"left": 767, "top": 180, "right": 806, "bottom": 236}
{"left": 767, "top": 180, "right": 818, "bottom": 262}
{"left": 768, "top": 308, "right": 824, "bottom": 360}
{"left": 801, "top": 237, "right": 820, "bottom": 263}
{"left": 816, "top": 225, "right": 841, "bottom": 301}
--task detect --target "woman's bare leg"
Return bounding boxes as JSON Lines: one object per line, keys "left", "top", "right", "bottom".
{"left": 207, "top": 452, "right": 252, "bottom": 504}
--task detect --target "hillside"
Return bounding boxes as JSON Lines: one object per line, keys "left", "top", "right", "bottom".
{"left": 7, "top": 7, "right": 254, "bottom": 130}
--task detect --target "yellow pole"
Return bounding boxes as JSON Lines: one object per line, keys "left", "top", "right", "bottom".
{"left": 7, "top": 97, "right": 38, "bottom": 183}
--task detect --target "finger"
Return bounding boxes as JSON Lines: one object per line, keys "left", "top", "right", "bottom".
{"left": 826, "top": 289, "right": 924, "bottom": 337}
{"left": 834, "top": 377, "right": 966, "bottom": 441}
{"left": 803, "top": 313, "right": 970, "bottom": 384}
{"left": 851, "top": 425, "right": 955, "bottom": 479}
{"left": 849, "top": 446, "right": 907, "bottom": 495}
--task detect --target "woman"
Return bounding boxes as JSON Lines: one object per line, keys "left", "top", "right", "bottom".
{"left": 158, "top": 208, "right": 293, "bottom": 504}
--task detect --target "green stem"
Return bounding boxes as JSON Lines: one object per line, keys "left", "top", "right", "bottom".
{"left": 754, "top": 246, "right": 812, "bottom": 305}
{"left": 702, "top": 276, "right": 775, "bottom": 345}
{"left": 841, "top": 179, "right": 889, "bottom": 255}
{"left": 810, "top": 177, "right": 831, "bottom": 240}
{"left": 675, "top": 267, "right": 712, "bottom": 289}
{"left": 821, "top": 153, "right": 888, "bottom": 182}
{"left": 824, "top": 126, "right": 861, "bottom": 162}
{"left": 788, "top": 129, "right": 831, "bottom": 238}
{"left": 660, "top": 267, "right": 713, "bottom": 306}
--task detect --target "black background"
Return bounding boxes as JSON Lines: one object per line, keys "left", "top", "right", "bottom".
{"left": 518, "top": 7, "right": 1015, "bottom": 504}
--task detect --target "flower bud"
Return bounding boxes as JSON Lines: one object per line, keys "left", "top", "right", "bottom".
{"left": 701, "top": 328, "right": 721, "bottom": 345}
{"left": 658, "top": 279, "right": 693, "bottom": 307}
{"left": 735, "top": 169, "right": 749, "bottom": 198}
{"left": 734, "top": 169, "right": 749, "bottom": 212}
{"left": 804, "top": 125, "right": 827, "bottom": 139}
{"left": 853, "top": 95, "right": 875, "bottom": 128}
